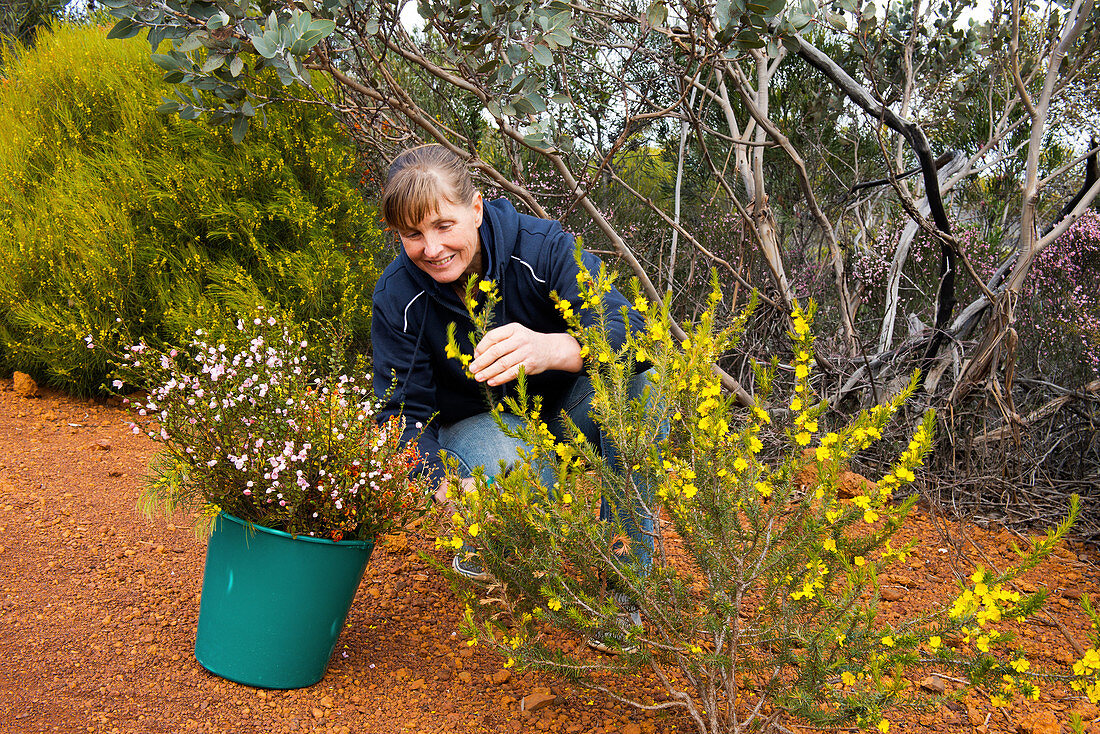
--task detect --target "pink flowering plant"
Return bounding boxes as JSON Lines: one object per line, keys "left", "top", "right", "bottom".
{"left": 109, "top": 314, "right": 430, "bottom": 540}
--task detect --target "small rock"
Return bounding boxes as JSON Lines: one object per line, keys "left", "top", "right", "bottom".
{"left": 920, "top": 675, "right": 947, "bottom": 694}
{"left": 311, "top": 708, "right": 324, "bottom": 720}
{"left": 458, "top": 671, "right": 472, "bottom": 684}
{"left": 436, "top": 667, "right": 452, "bottom": 681}
{"left": 1018, "top": 711, "right": 1062, "bottom": 734}
{"left": 520, "top": 692, "right": 557, "bottom": 712}
{"left": 1063, "top": 588, "right": 1083, "bottom": 600}
{"left": 89, "top": 439, "right": 112, "bottom": 451}
{"left": 623, "top": 725, "right": 642, "bottom": 734}
{"left": 881, "top": 587, "right": 905, "bottom": 602}
{"left": 13, "top": 372, "right": 38, "bottom": 398}
{"left": 492, "top": 669, "right": 512, "bottom": 685}
{"left": 409, "top": 678, "right": 426, "bottom": 690}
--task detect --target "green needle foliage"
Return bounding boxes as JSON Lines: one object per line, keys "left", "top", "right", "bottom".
{"left": 442, "top": 263, "right": 1078, "bottom": 734}
{"left": 0, "top": 20, "right": 385, "bottom": 393}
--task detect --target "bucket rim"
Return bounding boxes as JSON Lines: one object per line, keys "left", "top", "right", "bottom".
{"left": 217, "top": 512, "right": 374, "bottom": 550}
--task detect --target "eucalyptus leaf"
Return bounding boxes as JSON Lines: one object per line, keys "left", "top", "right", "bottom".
{"left": 646, "top": 0, "right": 668, "bottom": 27}
{"left": 547, "top": 29, "right": 572, "bottom": 46}
{"left": 151, "top": 53, "right": 181, "bottom": 71}
{"left": 175, "top": 33, "right": 206, "bottom": 53}
{"left": 202, "top": 53, "right": 226, "bottom": 72}
{"left": 715, "top": 0, "right": 731, "bottom": 29}
{"left": 206, "top": 10, "right": 230, "bottom": 29}
{"left": 294, "top": 10, "right": 312, "bottom": 36}
{"left": 523, "top": 131, "right": 548, "bottom": 148}
{"left": 232, "top": 115, "right": 249, "bottom": 143}
{"left": 525, "top": 92, "right": 546, "bottom": 113}
{"left": 531, "top": 44, "right": 553, "bottom": 66}
{"left": 156, "top": 101, "right": 181, "bottom": 114}
{"left": 250, "top": 34, "right": 276, "bottom": 57}
{"left": 147, "top": 25, "right": 169, "bottom": 51}
{"left": 229, "top": 55, "right": 245, "bottom": 77}
{"left": 786, "top": 8, "right": 810, "bottom": 26}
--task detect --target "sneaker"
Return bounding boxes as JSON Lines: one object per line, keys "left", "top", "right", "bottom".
{"left": 586, "top": 590, "right": 642, "bottom": 654}
{"left": 452, "top": 549, "right": 492, "bottom": 583}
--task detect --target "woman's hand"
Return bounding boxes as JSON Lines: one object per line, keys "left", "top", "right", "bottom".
{"left": 469, "top": 324, "right": 582, "bottom": 386}
{"left": 435, "top": 476, "right": 476, "bottom": 505}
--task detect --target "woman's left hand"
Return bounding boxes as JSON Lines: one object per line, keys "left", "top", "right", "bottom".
{"left": 470, "top": 324, "right": 582, "bottom": 386}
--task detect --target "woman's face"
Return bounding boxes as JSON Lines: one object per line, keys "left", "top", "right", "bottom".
{"left": 398, "top": 192, "right": 484, "bottom": 284}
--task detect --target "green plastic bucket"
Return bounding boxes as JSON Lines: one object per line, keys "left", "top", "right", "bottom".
{"left": 194, "top": 513, "right": 374, "bottom": 689}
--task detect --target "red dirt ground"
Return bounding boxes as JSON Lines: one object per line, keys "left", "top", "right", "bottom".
{"left": 1, "top": 376, "right": 1098, "bottom": 734}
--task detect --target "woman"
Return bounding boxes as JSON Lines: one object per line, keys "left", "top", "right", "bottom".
{"left": 370, "top": 145, "right": 658, "bottom": 612}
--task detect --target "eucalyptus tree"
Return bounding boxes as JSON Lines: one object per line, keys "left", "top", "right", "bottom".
{"left": 102, "top": 0, "right": 1099, "bottom": 423}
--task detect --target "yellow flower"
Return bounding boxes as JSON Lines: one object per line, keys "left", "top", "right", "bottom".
{"left": 795, "top": 364, "right": 809, "bottom": 379}
{"left": 504, "top": 657, "right": 515, "bottom": 668}
{"left": 547, "top": 598, "right": 562, "bottom": 611}
{"left": 877, "top": 719, "right": 890, "bottom": 733}
{"left": 796, "top": 431, "right": 811, "bottom": 446}
{"left": 1010, "top": 658, "right": 1029, "bottom": 673}
{"left": 822, "top": 537, "right": 837, "bottom": 552}
{"left": 790, "top": 397, "right": 803, "bottom": 411}
{"left": 733, "top": 457, "right": 748, "bottom": 472}
{"left": 468, "top": 523, "right": 480, "bottom": 537}
{"left": 561, "top": 493, "right": 573, "bottom": 504}
{"left": 478, "top": 279, "right": 494, "bottom": 293}
{"left": 754, "top": 482, "right": 772, "bottom": 498}
{"left": 633, "top": 296, "right": 649, "bottom": 313}
{"left": 854, "top": 556, "right": 866, "bottom": 566}
{"left": 841, "top": 671, "right": 856, "bottom": 686}
{"left": 929, "top": 636, "right": 942, "bottom": 650}
{"left": 815, "top": 446, "right": 830, "bottom": 462}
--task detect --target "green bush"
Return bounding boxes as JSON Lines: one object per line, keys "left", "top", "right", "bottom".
{"left": 0, "top": 21, "right": 385, "bottom": 393}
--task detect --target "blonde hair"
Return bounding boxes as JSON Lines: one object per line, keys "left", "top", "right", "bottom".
{"left": 381, "top": 145, "right": 478, "bottom": 232}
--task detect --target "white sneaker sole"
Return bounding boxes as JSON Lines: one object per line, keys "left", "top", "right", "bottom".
{"left": 452, "top": 554, "right": 491, "bottom": 583}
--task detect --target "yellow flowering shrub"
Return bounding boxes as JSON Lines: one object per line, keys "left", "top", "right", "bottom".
{"left": 440, "top": 263, "right": 1077, "bottom": 734}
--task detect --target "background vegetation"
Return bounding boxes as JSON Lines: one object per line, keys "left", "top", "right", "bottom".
{"left": 0, "top": 20, "right": 387, "bottom": 394}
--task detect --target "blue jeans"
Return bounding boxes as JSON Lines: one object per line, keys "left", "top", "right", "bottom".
{"left": 438, "top": 369, "right": 663, "bottom": 569}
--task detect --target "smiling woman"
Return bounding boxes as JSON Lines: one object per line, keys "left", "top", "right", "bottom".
{"left": 397, "top": 195, "right": 484, "bottom": 286}
{"left": 370, "top": 144, "right": 663, "bottom": 612}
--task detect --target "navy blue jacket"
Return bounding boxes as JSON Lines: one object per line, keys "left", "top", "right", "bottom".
{"left": 371, "top": 198, "right": 644, "bottom": 480}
